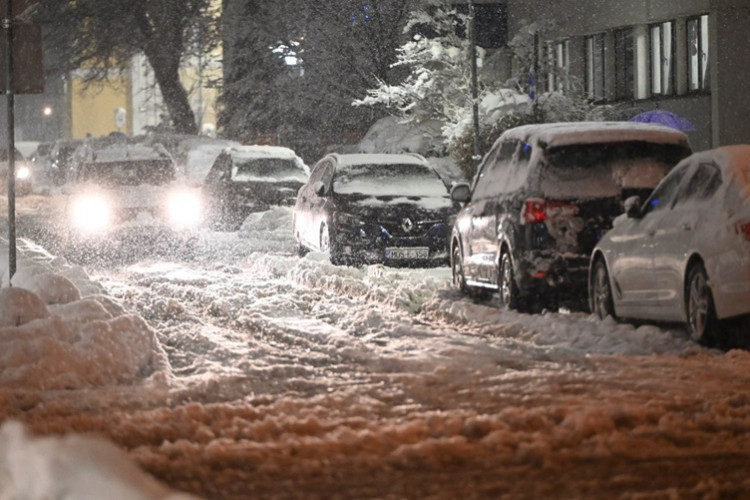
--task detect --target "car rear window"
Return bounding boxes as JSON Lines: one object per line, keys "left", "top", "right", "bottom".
{"left": 539, "top": 141, "right": 690, "bottom": 199}
{"left": 231, "top": 158, "right": 307, "bottom": 182}
{"left": 333, "top": 163, "right": 448, "bottom": 197}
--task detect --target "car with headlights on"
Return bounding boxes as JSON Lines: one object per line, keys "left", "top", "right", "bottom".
{"left": 450, "top": 122, "right": 692, "bottom": 312}
{"left": 202, "top": 145, "right": 310, "bottom": 230}
{"left": 62, "top": 141, "right": 202, "bottom": 257}
{"left": 589, "top": 145, "right": 750, "bottom": 345}
{"left": 0, "top": 148, "right": 33, "bottom": 196}
{"left": 293, "top": 153, "right": 456, "bottom": 267}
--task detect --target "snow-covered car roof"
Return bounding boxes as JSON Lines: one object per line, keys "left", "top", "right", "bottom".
{"left": 331, "top": 153, "right": 431, "bottom": 169}
{"left": 226, "top": 145, "right": 309, "bottom": 174}
{"left": 91, "top": 143, "right": 172, "bottom": 163}
{"left": 501, "top": 121, "right": 691, "bottom": 149}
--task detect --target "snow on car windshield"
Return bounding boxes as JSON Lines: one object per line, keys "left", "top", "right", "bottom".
{"left": 231, "top": 158, "right": 307, "bottom": 182}
{"left": 333, "top": 163, "right": 448, "bottom": 198}
{"left": 540, "top": 141, "right": 690, "bottom": 198}
{"left": 79, "top": 160, "right": 175, "bottom": 186}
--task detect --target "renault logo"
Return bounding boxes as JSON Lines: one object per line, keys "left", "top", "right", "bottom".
{"left": 401, "top": 217, "right": 414, "bottom": 233}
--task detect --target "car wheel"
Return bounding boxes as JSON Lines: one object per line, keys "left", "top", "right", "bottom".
{"left": 685, "top": 263, "right": 718, "bottom": 345}
{"left": 591, "top": 258, "right": 617, "bottom": 320}
{"left": 498, "top": 251, "right": 521, "bottom": 310}
{"left": 452, "top": 244, "right": 490, "bottom": 300}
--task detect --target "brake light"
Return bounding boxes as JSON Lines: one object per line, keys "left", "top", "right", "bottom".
{"left": 521, "top": 199, "right": 579, "bottom": 224}
{"left": 736, "top": 221, "right": 750, "bottom": 241}
{"left": 522, "top": 199, "right": 547, "bottom": 223}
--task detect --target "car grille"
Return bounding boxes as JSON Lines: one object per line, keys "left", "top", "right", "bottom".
{"left": 378, "top": 219, "right": 442, "bottom": 237}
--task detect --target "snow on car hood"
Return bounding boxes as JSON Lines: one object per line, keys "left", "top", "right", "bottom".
{"left": 335, "top": 192, "right": 456, "bottom": 220}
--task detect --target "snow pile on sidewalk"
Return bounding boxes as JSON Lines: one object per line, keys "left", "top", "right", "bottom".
{"left": 0, "top": 421, "right": 198, "bottom": 500}
{"left": 0, "top": 240, "right": 170, "bottom": 391}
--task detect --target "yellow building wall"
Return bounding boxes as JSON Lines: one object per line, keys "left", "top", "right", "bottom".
{"left": 70, "top": 76, "right": 132, "bottom": 139}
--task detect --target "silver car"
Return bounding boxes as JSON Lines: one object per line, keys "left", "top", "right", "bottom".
{"left": 589, "top": 145, "right": 750, "bottom": 344}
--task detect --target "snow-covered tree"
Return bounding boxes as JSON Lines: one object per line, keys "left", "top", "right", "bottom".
{"left": 219, "top": 0, "right": 417, "bottom": 160}
{"left": 353, "top": 0, "right": 480, "bottom": 127}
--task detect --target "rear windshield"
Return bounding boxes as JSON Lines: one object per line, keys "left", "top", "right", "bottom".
{"left": 79, "top": 160, "right": 176, "bottom": 186}
{"left": 333, "top": 163, "right": 448, "bottom": 197}
{"left": 231, "top": 158, "right": 307, "bottom": 182}
{"left": 540, "top": 141, "right": 691, "bottom": 198}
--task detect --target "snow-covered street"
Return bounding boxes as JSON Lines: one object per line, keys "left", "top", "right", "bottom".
{"left": 3, "top": 197, "right": 750, "bottom": 499}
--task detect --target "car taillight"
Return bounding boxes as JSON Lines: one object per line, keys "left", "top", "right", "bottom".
{"left": 521, "top": 198, "right": 578, "bottom": 224}
{"left": 736, "top": 221, "right": 750, "bottom": 241}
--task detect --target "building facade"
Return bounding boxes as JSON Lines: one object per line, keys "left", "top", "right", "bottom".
{"left": 504, "top": 0, "right": 750, "bottom": 150}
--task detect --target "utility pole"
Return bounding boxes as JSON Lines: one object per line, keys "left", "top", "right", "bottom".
{"left": 3, "top": 0, "right": 17, "bottom": 281}
{"left": 1, "top": 0, "right": 44, "bottom": 283}
{"left": 468, "top": 0, "right": 481, "bottom": 167}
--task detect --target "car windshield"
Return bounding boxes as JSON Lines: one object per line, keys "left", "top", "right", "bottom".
{"left": 78, "top": 160, "right": 175, "bottom": 186}
{"left": 540, "top": 141, "right": 691, "bottom": 198}
{"left": 333, "top": 163, "right": 447, "bottom": 197}
{"left": 231, "top": 158, "right": 307, "bottom": 182}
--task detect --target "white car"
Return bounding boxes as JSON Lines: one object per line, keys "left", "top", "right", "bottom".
{"left": 589, "top": 145, "right": 750, "bottom": 344}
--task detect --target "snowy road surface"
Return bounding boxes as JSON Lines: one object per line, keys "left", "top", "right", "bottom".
{"left": 3, "top": 199, "right": 750, "bottom": 498}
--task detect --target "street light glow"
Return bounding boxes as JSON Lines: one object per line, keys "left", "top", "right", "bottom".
{"left": 43, "top": 106, "right": 53, "bottom": 116}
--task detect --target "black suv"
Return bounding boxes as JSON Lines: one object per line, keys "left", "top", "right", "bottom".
{"left": 293, "top": 153, "right": 456, "bottom": 267}
{"left": 450, "top": 122, "right": 692, "bottom": 311}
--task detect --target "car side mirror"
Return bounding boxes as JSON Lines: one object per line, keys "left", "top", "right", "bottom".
{"left": 314, "top": 181, "right": 327, "bottom": 197}
{"left": 624, "top": 195, "right": 642, "bottom": 219}
{"left": 450, "top": 183, "right": 471, "bottom": 203}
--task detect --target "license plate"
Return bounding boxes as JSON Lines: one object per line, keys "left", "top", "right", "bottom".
{"left": 385, "top": 246, "right": 429, "bottom": 259}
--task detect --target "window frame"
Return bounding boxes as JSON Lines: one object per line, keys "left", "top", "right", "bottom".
{"left": 649, "top": 21, "right": 675, "bottom": 97}
{"left": 686, "top": 14, "right": 710, "bottom": 93}
{"left": 614, "top": 27, "right": 635, "bottom": 100}
{"left": 584, "top": 33, "right": 606, "bottom": 101}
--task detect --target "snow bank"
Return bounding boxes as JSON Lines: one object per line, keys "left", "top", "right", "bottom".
{"left": 0, "top": 239, "right": 171, "bottom": 391}
{"left": 0, "top": 421, "right": 198, "bottom": 500}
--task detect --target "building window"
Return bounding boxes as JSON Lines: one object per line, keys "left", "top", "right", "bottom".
{"left": 546, "top": 40, "right": 570, "bottom": 92}
{"left": 687, "top": 14, "right": 710, "bottom": 91}
{"left": 614, "top": 28, "right": 634, "bottom": 99}
{"left": 650, "top": 21, "right": 674, "bottom": 96}
{"left": 585, "top": 34, "right": 605, "bottom": 101}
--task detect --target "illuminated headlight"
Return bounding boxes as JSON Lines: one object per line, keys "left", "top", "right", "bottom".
{"left": 70, "top": 194, "right": 112, "bottom": 234}
{"left": 15, "top": 165, "right": 31, "bottom": 180}
{"left": 166, "top": 189, "right": 202, "bottom": 229}
{"left": 335, "top": 212, "right": 365, "bottom": 227}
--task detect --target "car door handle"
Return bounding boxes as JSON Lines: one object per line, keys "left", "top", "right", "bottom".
{"left": 680, "top": 223, "right": 692, "bottom": 231}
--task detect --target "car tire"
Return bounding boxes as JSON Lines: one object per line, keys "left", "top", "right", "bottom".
{"left": 591, "top": 258, "right": 617, "bottom": 320}
{"left": 498, "top": 251, "right": 521, "bottom": 311}
{"left": 452, "top": 244, "right": 490, "bottom": 300}
{"left": 685, "top": 262, "right": 719, "bottom": 345}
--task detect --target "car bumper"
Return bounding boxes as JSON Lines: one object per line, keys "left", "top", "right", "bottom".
{"left": 516, "top": 251, "right": 591, "bottom": 306}
{"left": 332, "top": 222, "right": 451, "bottom": 267}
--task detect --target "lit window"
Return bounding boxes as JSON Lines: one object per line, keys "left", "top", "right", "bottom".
{"left": 546, "top": 40, "right": 570, "bottom": 92}
{"left": 687, "top": 14, "right": 710, "bottom": 91}
{"left": 585, "top": 34, "right": 605, "bottom": 101}
{"left": 650, "top": 21, "right": 674, "bottom": 95}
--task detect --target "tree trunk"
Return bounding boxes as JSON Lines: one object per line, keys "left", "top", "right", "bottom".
{"left": 148, "top": 56, "right": 198, "bottom": 135}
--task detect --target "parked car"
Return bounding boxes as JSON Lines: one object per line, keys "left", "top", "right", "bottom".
{"left": 0, "top": 148, "right": 33, "bottom": 196}
{"left": 589, "top": 145, "right": 750, "bottom": 345}
{"left": 46, "top": 139, "right": 84, "bottom": 185}
{"left": 62, "top": 141, "right": 202, "bottom": 257}
{"left": 450, "top": 121, "right": 692, "bottom": 312}
{"left": 293, "top": 153, "right": 456, "bottom": 266}
{"left": 202, "top": 145, "right": 310, "bottom": 230}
